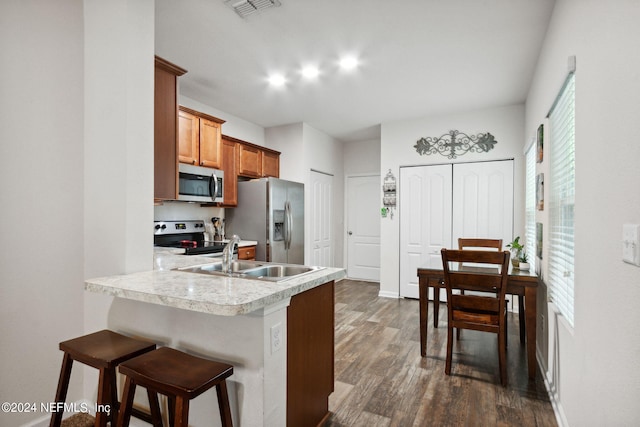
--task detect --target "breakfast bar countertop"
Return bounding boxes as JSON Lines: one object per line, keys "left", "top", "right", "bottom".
{"left": 85, "top": 248, "right": 345, "bottom": 316}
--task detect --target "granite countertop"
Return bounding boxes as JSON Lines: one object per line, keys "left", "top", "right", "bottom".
{"left": 85, "top": 249, "right": 346, "bottom": 316}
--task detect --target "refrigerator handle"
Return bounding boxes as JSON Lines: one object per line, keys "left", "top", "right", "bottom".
{"left": 285, "top": 201, "right": 292, "bottom": 250}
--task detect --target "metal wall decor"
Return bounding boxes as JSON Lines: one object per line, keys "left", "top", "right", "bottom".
{"left": 414, "top": 130, "right": 497, "bottom": 159}
{"left": 382, "top": 169, "right": 396, "bottom": 219}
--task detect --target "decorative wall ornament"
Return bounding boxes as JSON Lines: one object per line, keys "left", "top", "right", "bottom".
{"left": 381, "top": 169, "right": 396, "bottom": 219}
{"left": 414, "top": 130, "right": 497, "bottom": 159}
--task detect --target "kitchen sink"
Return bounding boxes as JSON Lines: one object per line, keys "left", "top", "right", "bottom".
{"left": 195, "top": 261, "right": 264, "bottom": 273}
{"left": 241, "top": 265, "right": 317, "bottom": 278}
{"left": 175, "top": 261, "right": 323, "bottom": 282}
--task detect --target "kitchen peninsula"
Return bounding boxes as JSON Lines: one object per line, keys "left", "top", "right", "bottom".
{"left": 85, "top": 249, "right": 345, "bottom": 426}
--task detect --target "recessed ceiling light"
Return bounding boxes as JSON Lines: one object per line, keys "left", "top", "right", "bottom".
{"left": 339, "top": 56, "right": 358, "bottom": 71}
{"left": 268, "top": 74, "right": 286, "bottom": 87}
{"left": 301, "top": 66, "right": 320, "bottom": 79}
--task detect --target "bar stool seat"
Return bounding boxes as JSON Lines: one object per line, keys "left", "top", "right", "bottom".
{"left": 50, "top": 329, "right": 156, "bottom": 427}
{"left": 117, "top": 346, "right": 234, "bottom": 427}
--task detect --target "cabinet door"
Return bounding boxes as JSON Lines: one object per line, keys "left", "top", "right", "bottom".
{"left": 238, "top": 143, "right": 262, "bottom": 177}
{"left": 154, "top": 61, "right": 180, "bottom": 200}
{"left": 262, "top": 150, "right": 280, "bottom": 177}
{"left": 237, "top": 245, "right": 256, "bottom": 260}
{"left": 221, "top": 138, "right": 238, "bottom": 206}
{"left": 399, "top": 165, "right": 452, "bottom": 298}
{"left": 198, "top": 118, "right": 222, "bottom": 168}
{"left": 178, "top": 110, "right": 199, "bottom": 165}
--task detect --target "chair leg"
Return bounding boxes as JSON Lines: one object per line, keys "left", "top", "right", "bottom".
{"left": 168, "top": 396, "right": 176, "bottom": 427}
{"left": 445, "top": 324, "right": 454, "bottom": 375}
{"left": 116, "top": 376, "right": 137, "bottom": 427}
{"left": 50, "top": 353, "right": 73, "bottom": 427}
{"left": 173, "top": 396, "right": 189, "bottom": 427}
{"left": 146, "top": 389, "right": 163, "bottom": 427}
{"left": 498, "top": 327, "right": 508, "bottom": 387}
{"left": 95, "top": 368, "right": 111, "bottom": 427}
{"left": 216, "top": 380, "right": 233, "bottom": 427}
{"left": 108, "top": 367, "right": 119, "bottom": 426}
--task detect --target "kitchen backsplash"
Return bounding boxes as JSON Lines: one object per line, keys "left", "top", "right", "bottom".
{"left": 154, "top": 201, "right": 224, "bottom": 222}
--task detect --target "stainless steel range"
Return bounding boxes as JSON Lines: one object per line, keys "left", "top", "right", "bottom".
{"left": 154, "top": 220, "right": 228, "bottom": 257}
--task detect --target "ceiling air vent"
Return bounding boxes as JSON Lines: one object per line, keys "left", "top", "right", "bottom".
{"left": 224, "top": 0, "right": 282, "bottom": 18}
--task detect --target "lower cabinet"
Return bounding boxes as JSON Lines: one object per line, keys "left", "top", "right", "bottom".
{"left": 237, "top": 245, "right": 256, "bottom": 261}
{"left": 287, "top": 281, "right": 335, "bottom": 427}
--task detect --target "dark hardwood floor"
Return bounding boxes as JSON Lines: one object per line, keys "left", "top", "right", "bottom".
{"left": 326, "top": 279, "right": 557, "bottom": 427}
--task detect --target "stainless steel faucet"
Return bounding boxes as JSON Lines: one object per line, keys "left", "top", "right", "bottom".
{"left": 222, "top": 235, "right": 240, "bottom": 274}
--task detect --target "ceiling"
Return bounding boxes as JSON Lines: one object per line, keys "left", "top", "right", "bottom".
{"left": 155, "top": 0, "right": 556, "bottom": 142}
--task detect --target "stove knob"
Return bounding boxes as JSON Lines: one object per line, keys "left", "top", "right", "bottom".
{"left": 155, "top": 224, "right": 161, "bottom": 230}
{"left": 155, "top": 224, "right": 166, "bottom": 231}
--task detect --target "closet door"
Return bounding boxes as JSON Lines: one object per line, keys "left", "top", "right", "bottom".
{"left": 452, "top": 160, "right": 514, "bottom": 248}
{"left": 399, "top": 165, "right": 452, "bottom": 298}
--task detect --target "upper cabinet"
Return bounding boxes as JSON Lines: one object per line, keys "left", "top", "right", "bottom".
{"left": 154, "top": 56, "right": 187, "bottom": 201}
{"left": 178, "top": 106, "right": 225, "bottom": 169}
{"left": 236, "top": 138, "right": 281, "bottom": 179}
{"left": 220, "top": 136, "right": 239, "bottom": 207}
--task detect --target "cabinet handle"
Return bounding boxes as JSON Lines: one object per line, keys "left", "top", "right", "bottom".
{"left": 192, "top": 160, "right": 196, "bottom": 165}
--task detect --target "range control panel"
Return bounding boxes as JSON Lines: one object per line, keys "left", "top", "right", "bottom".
{"left": 154, "top": 220, "right": 206, "bottom": 235}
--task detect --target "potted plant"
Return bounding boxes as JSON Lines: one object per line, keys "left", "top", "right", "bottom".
{"left": 519, "top": 251, "right": 530, "bottom": 271}
{"left": 506, "top": 236, "right": 524, "bottom": 268}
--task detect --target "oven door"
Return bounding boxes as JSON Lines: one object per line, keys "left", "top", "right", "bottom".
{"left": 177, "top": 164, "right": 224, "bottom": 203}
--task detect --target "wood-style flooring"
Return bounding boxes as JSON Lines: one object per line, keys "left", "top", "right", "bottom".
{"left": 326, "top": 279, "right": 557, "bottom": 427}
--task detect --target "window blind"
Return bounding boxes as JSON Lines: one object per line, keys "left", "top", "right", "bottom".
{"left": 547, "top": 73, "right": 576, "bottom": 327}
{"left": 525, "top": 143, "right": 536, "bottom": 272}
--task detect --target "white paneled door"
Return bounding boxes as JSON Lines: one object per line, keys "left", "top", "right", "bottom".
{"left": 310, "top": 170, "right": 333, "bottom": 267}
{"left": 399, "top": 160, "right": 514, "bottom": 299}
{"left": 400, "top": 165, "right": 452, "bottom": 298}
{"left": 452, "top": 161, "right": 514, "bottom": 247}
{"left": 346, "top": 175, "right": 380, "bottom": 281}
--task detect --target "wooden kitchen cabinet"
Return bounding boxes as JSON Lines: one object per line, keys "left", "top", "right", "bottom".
{"left": 178, "top": 106, "right": 225, "bottom": 168}
{"left": 262, "top": 149, "right": 280, "bottom": 178}
{"left": 220, "top": 136, "right": 238, "bottom": 206}
{"left": 237, "top": 245, "right": 256, "bottom": 261}
{"left": 238, "top": 143, "right": 262, "bottom": 178}
{"left": 235, "top": 138, "right": 280, "bottom": 179}
{"left": 287, "top": 281, "right": 335, "bottom": 427}
{"left": 154, "top": 56, "right": 186, "bottom": 201}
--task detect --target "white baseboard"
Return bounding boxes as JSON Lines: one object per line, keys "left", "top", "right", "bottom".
{"left": 537, "top": 344, "right": 569, "bottom": 427}
{"left": 378, "top": 290, "right": 399, "bottom": 299}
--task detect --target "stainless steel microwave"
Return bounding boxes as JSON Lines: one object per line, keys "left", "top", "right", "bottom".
{"left": 178, "top": 163, "right": 224, "bottom": 203}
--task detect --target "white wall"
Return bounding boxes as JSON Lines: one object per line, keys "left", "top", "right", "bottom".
{"left": 265, "top": 123, "right": 305, "bottom": 182}
{"left": 379, "top": 104, "right": 525, "bottom": 297}
{"left": 344, "top": 138, "right": 381, "bottom": 175}
{"left": 0, "top": 1, "right": 85, "bottom": 425}
{"left": 179, "top": 95, "right": 266, "bottom": 146}
{"left": 525, "top": 1, "right": 640, "bottom": 425}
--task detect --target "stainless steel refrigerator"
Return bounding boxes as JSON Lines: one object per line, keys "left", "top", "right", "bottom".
{"left": 226, "top": 178, "right": 304, "bottom": 264}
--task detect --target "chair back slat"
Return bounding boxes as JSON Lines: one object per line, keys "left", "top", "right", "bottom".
{"left": 458, "top": 238, "right": 503, "bottom": 251}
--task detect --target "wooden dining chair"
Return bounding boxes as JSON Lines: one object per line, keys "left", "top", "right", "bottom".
{"left": 458, "top": 238, "right": 526, "bottom": 344}
{"left": 456, "top": 239, "right": 503, "bottom": 339}
{"left": 441, "top": 248, "right": 510, "bottom": 386}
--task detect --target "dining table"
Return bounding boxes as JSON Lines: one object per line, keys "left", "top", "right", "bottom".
{"left": 417, "top": 264, "right": 540, "bottom": 379}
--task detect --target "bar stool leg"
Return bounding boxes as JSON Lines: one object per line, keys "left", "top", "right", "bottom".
{"left": 116, "top": 376, "right": 137, "bottom": 427}
{"left": 49, "top": 353, "right": 73, "bottom": 427}
{"left": 95, "top": 368, "right": 112, "bottom": 427}
{"left": 173, "top": 396, "right": 189, "bottom": 427}
{"left": 216, "top": 380, "right": 233, "bottom": 427}
{"left": 146, "top": 389, "right": 163, "bottom": 427}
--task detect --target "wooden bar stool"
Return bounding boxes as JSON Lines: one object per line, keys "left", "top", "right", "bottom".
{"left": 50, "top": 329, "right": 157, "bottom": 427}
{"left": 117, "top": 346, "right": 234, "bottom": 427}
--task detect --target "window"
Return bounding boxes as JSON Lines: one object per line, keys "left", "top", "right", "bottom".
{"left": 525, "top": 142, "right": 536, "bottom": 272}
{"left": 547, "top": 73, "right": 576, "bottom": 327}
